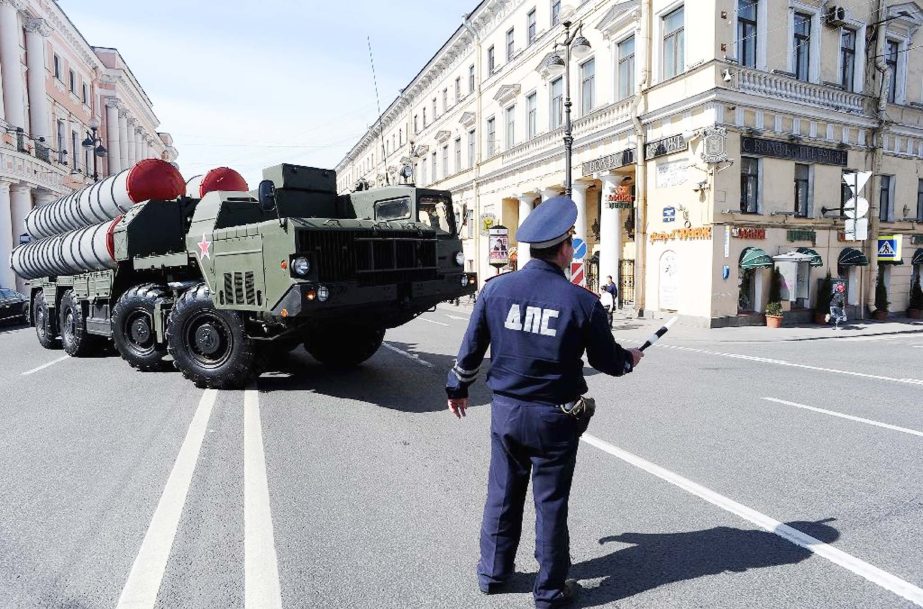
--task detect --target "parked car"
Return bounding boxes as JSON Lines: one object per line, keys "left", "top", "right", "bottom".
{"left": 0, "top": 288, "right": 28, "bottom": 325}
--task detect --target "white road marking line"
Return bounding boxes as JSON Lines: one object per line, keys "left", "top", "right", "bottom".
{"left": 117, "top": 389, "right": 218, "bottom": 609}
{"left": 581, "top": 433, "right": 923, "bottom": 607}
{"left": 658, "top": 344, "right": 923, "bottom": 386}
{"left": 445, "top": 314, "right": 469, "bottom": 321}
{"left": 763, "top": 398, "right": 923, "bottom": 438}
{"left": 837, "top": 333, "right": 923, "bottom": 342}
{"left": 245, "top": 388, "right": 282, "bottom": 609}
{"left": 419, "top": 317, "right": 449, "bottom": 326}
{"left": 21, "top": 355, "right": 68, "bottom": 376}
{"left": 382, "top": 342, "right": 435, "bottom": 368}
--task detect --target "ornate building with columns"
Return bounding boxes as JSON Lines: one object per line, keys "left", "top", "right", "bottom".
{"left": 337, "top": 0, "right": 923, "bottom": 326}
{"left": 0, "top": 0, "right": 178, "bottom": 292}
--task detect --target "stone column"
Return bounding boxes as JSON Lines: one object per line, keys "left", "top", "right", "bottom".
{"left": 0, "top": 181, "right": 13, "bottom": 289}
{"left": 106, "top": 101, "right": 121, "bottom": 174}
{"left": 9, "top": 183, "right": 30, "bottom": 291}
{"left": 118, "top": 109, "right": 129, "bottom": 169}
{"left": 571, "top": 181, "right": 590, "bottom": 244}
{"left": 517, "top": 192, "right": 537, "bottom": 269}
{"left": 598, "top": 174, "right": 622, "bottom": 292}
{"left": 126, "top": 119, "right": 137, "bottom": 167}
{"left": 0, "top": 0, "right": 26, "bottom": 130}
{"left": 24, "top": 17, "right": 50, "bottom": 143}
{"left": 134, "top": 129, "right": 143, "bottom": 163}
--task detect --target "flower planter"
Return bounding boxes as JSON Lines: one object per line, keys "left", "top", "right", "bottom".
{"left": 766, "top": 315, "right": 783, "bottom": 328}
{"left": 872, "top": 310, "right": 888, "bottom": 321}
{"left": 908, "top": 309, "right": 922, "bottom": 320}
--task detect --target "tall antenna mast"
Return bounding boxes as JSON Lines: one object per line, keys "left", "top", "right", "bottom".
{"left": 367, "top": 36, "right": 389, "bottom": 185}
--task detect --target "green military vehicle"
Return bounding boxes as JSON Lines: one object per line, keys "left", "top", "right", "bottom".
{"left": 22, "top": 163, "right": 476, "bottom": 388}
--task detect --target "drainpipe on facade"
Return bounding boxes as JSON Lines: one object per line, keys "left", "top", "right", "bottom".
{"left": 630, "top": 0, "right": 652, "bottom": 317}
{"left": 462, "top": 13, "right": 483, "bottom": 279}
{"left": 865, "top": 0, "right": 889, "bottom": 319}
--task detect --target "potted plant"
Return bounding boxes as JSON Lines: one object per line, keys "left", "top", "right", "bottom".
{"left": 814, "top": 271, "right": 833, "bottom": 324}
{"left": 873, "top": 273, "right": 889, "bottom": 320}
{"left": 765, "top": 267, "right": 784, "bottom": 328}
{"left": 908, "top": 276, "right": 923, "bottom": 319}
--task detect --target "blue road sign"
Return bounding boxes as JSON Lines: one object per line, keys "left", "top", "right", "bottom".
{"left": 572, "top": 237, "right": 587, "bottom": 260}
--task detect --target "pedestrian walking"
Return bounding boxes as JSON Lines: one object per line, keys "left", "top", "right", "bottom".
{"left": 829, "top": 281, "right": 847, "bottom": 330}
{"left": 601, "top": 275, "right": 618, "bottom": 327}
{"left": 445, "top": 196, "right": 644, "bottom": 609}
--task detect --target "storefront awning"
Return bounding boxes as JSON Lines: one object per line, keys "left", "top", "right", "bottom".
{"left": 795, "top": 247, "right": 823, "bottom": 267}
{"left": 739, "top": 247, "right": 773, "bottom": 269}
{"left": 838, "top": 247, "right": 869, "bottom": 267}
{"left": 913, "top": 248, "right": 923, "bottom": 266}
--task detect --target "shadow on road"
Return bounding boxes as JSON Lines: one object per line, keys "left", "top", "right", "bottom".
{"left": 0, "top": 321, "right": 28, "bottom": 336}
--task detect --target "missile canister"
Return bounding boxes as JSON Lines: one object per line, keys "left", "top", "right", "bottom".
{"left": 24, "top": 159, "right": 185, "bottom": 240}
{"left": 185, "top": 167, "right": 248, "bottom": 198}
{"left": 11, "top": 218, "right": 119, "bottom": 280}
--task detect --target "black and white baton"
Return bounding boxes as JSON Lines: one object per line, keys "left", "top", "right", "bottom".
{"left": 638, "top": 316, "right": 678, "bottom": 352}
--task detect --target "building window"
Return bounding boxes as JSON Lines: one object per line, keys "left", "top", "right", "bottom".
{"left": 399, "top": 128, "right": 403, "bottom": 145}
{"left": 740, "top": 157, "right": 759, "bottom": 213}
{"left": 580, "top": 58, "right": 595, "bottom": 116}
{"left": 469, "top": 64, "right": 475, "bottom": 93}
{"left": 506, "top": 105, "right": 516, "bottom": 149}
{"left": 423, "top": 107, "right": 427, "bottom": 126}
{"left": 69, "top": 69, "right": 76, "bottom": 93}
{"left": 737, "top": 0, "right": 757, "bottom": 68}
{"left": 506, "top": 28, "right": 515, "bottom": 62}
{"left": 527, "top": 8, "right": 537, "bottom": 44}
{"left": 56, "top": 119, "right": 65, "bottom": 163}
{"left": 662, "top": 6, "right": 685, "bottom": 80}
{"left": 455, "top": 77, "right": 461, "bottom": 103}
{"left": 82, "top": 83, "right": 88, "bottom": 104}
{"left": 488, "top": 46, "right": 495, "bottom": 74}
{"left": 551, "top": 0, "right": 561, "bottom": 26}
{"left": 442, "top": 145, "right": 448, "bottom": 177}
{"left": 71, "top": 130, "right": 79, "bottom": 172}
{"left": 420, "top": 160, "right": 427, "bottom": 186}
{"left": 486, "top": 117, "right": 496, "bottom": 157}
{"left": 550, "top": 76, "right": 563, "bottom": 129}
{"left": 618, "top": 36, "right": 635, "bottom": 100}
{"left": 432, "top": 97, "right": 437, "bottom": 118}
{"left": 917, "top": 179, "right": 923, "bottom": 221}
{"left": 442, "top": 88, "right": 448, "bottom": 112}
{"left": 53, "top": 54, "right": 60, "bottom": 79}
{"left": 840, "top": 28, "right": 856, "bottom": 91}
{"left": 526, "top": 92, "right": 537, "bottom": 139}
{"left": 886, "top": 40, "right": 899, "bottom": 103}
{"left": 794, "top": 163, "right": 810, "bottom": 217}
{"left": 431, "top": 151, "right": 437, "bottom": 181}
{"left": 454, "top": 137, "right": 461, "bottom": 173}
{"left": 793, "top": 12, "right": 811, "bottom": 82}
{"left": 468, "top": 129, "right": 476, "bottom": 167}
{"left": 414, "top": 114, "right": 419, "bottom": 134}
{"left": 879, "top": 175, "right": 893, "bottom": 222}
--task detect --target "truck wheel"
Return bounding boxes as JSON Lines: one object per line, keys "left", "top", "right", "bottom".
{"left": 166, "top": 283, "right": 256, "bottom": 389}
{"left": 112, "top": 284, "right": 169, "bottom": 371}
{"left": 305, "top": 326, "right": 385, "bottom": 368}
{"left": 33, "top": 290, "right": 60, "bottom": 350}
{"left": 59, "top": 289, "right": 100, "bottom": 357}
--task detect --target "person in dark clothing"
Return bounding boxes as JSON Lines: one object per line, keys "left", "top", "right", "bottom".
{"left": 445, "top": 196, "right": 643, "bottom": 609}
{"left": 829, "top": 281, "right": 847, "bottom": 330}
{"left": 601, "top": 275, "right": 618, "bottom": 327}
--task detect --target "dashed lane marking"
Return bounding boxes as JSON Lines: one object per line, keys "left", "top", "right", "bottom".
{"left": 419, "top": 317, "right": 449, "bottom": 327}
{"left": 20, "top": 355, "right": 69, "bottom": 376}
{"left": 445, "top": 314, "right": 469, "bottom": 321}
{"left": 581, "top": 433, "right": 923, "bottom": 607}
{"left": 117, "top": 389, "right": 218, "bottom": 609}
{"left": 382, "top": 342, "right": 435, "bottom": 368}
{"left": 658, "top": 344, "right": 923, "bottom": 386}
{"left": 244, "top": 388, "right": 282, "bottom": 609}
{"left": 763, "top": 398, "right": 923, "bottom": 438}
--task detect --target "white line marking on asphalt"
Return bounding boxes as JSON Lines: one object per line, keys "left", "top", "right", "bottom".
{"left": 382, "top": 342, "right": 435, "bottom": 368}
{"left": 245, "top": 388, "right": 283, "bottom": 609}
{"left": 581, "top": 433, "right": 923, "bottom": 607}
{"left": 117, "top": 389, "right": 218, "bottom": 609}
{"left": 658, "top": 344, "right": 923, "bottom": 386}
{"left": 763, "top": 398, "right": 923, "bottom": 438}
{"left": 20, "top": 355, "right": 68, "bottom": 376}
{"left": 445, "top": 314, "right": 469, "bottom": 321}
{"left": 419, "top": 317, "right": 449, "bottom": 326}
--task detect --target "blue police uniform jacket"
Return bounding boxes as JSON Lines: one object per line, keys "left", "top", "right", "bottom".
{"left": 446, "top": 259, "right": 633, "bottom": 403}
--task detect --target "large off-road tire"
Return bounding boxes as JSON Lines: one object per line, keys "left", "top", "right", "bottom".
{"left": 112, "top": 284, "right": 170, "bottom": 371}
{"left": 33, "top": 290, "right": 59, "bottom": 350}
{"left": 166, "top": 283, "right": 257, "bottom": 389}
{"left": 59, "top": 289, "right": 101, "bottom": 357}
{"left": 304, "top": 326, "right": 385, "bottom": 368}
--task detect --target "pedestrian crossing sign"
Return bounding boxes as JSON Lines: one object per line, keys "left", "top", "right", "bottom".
{"left": 877, "top": 235, "right": 901, "bottom": 262}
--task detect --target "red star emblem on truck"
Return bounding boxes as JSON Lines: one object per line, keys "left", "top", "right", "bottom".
{"left": 197, "top": 233, "right": 211, "bottom": 259}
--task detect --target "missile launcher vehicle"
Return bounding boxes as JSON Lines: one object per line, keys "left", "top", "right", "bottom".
{"left": 12, "top": 161, "right": 476, "bottom": 388}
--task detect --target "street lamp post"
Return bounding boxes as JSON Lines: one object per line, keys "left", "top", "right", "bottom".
{"left": 81, "top": 117, "right": 108, "bottom": 182}
{"left": 542, "top": 20, "right": 591, "bottom": 197}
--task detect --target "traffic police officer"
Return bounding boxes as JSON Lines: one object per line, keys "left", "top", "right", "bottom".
{"left": 446, "top": 195, "right": 644, "bottom": 608}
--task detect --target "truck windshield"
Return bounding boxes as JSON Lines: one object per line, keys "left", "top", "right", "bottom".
{"left": 417, "top": 196, "right": 456, "bottom": 235}
{"left": 375, "top": 196, "right": 412, "bottom": 221}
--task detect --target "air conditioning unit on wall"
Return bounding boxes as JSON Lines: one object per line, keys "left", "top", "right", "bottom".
{"left": 825, "top": 5, "right": 848, "bottom": 27}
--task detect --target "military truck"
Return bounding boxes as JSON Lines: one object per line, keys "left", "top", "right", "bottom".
{"left": 16, "top": 163, "right": 475, "bottom": 388}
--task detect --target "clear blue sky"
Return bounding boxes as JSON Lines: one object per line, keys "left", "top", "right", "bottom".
{"left": 62, "top": 0, "right": 477, "bottom": 187}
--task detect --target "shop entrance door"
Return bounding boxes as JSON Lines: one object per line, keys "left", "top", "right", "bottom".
{"left": 618, "top": 259, "right": 634, "bottom": 307}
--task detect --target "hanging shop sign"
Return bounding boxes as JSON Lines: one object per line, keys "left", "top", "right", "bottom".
{"left": 488, "top": 225, "right": 510, "bottom": 267}
{"left": 663, "top": 207, "right": 676, "bottom": 223}
{"left": 702, "top": 126, "right": 728, "bottom": 164}
{"left": 645, "top": 134, "right": 688, "bottom": 160}
{"left": 740, "top": 136, "right": 847, "bottom": 166}
{"left": 731, "top": 227, "right": 766, "bottom": 240}
{"left": 606, "top": 185, "right": 634, "bottom": 209}
{"left": 787, "top": 229, "right": 817, "bottom": 244}
{"left": 582, "top": 148, "right": 635, "bottom": 176}
{"left": 649, "top": 227, "right": 713, "bottom": 243}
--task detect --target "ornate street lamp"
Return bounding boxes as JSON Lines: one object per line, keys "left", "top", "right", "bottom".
{"left": 542, "top": 19, "right": 591, "bottom": 197}
{"left": 81, "top": 117, "right": 107, "bottom": 182}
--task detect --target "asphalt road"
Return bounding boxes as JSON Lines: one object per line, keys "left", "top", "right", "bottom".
{"left": 0, "top": 309, "right": 921, "bottom": 609}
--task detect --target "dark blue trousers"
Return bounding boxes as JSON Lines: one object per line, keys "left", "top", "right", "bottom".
{"left": 477, "top": 394, "right": 584, "bottom": 609}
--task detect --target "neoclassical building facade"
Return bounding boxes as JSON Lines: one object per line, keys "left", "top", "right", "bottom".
{"left": 0, "top": 0, "right": 177, "bottom": 291}
{"left": 337, "top": 0, "right": 923, "bottom": 326}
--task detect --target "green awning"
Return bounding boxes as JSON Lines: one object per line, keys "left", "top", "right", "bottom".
{"left": 838, "top": 247, "right": 869, "bottom": 267}
{"left": 795, "top": 247, "right": 823, "bottom": 267}
{"left": 912, "top": 248, "right": 923, "bottom": 266}
{"left": 739, "top": 247, "right": 773, "bottom": 269}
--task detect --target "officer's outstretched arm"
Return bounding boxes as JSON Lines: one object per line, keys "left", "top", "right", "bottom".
{"left": 585, "top": 300, "right": 632, "bottom": 376}
{"left": 446, "top": 294, "right": 491, "bottom": 399}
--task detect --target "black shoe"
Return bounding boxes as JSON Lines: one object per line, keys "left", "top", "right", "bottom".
{"left": 538, "top": 579, "right": 579, "bottom": 608}
{"left": 479, "top": 581, "right": 508, "bottom": 595}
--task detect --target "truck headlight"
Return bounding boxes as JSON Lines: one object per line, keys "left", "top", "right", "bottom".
{"left": 292, "top": 256, "right": 310, "bottom": 276}
{"left": 460, "top": 275, "right": 469, "bottom": 287}
{"left": 317, "top": 286, "right": 329, "bottom": 302}
{"left": 454, "top": 251, "right": 465, "bottom": 266}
